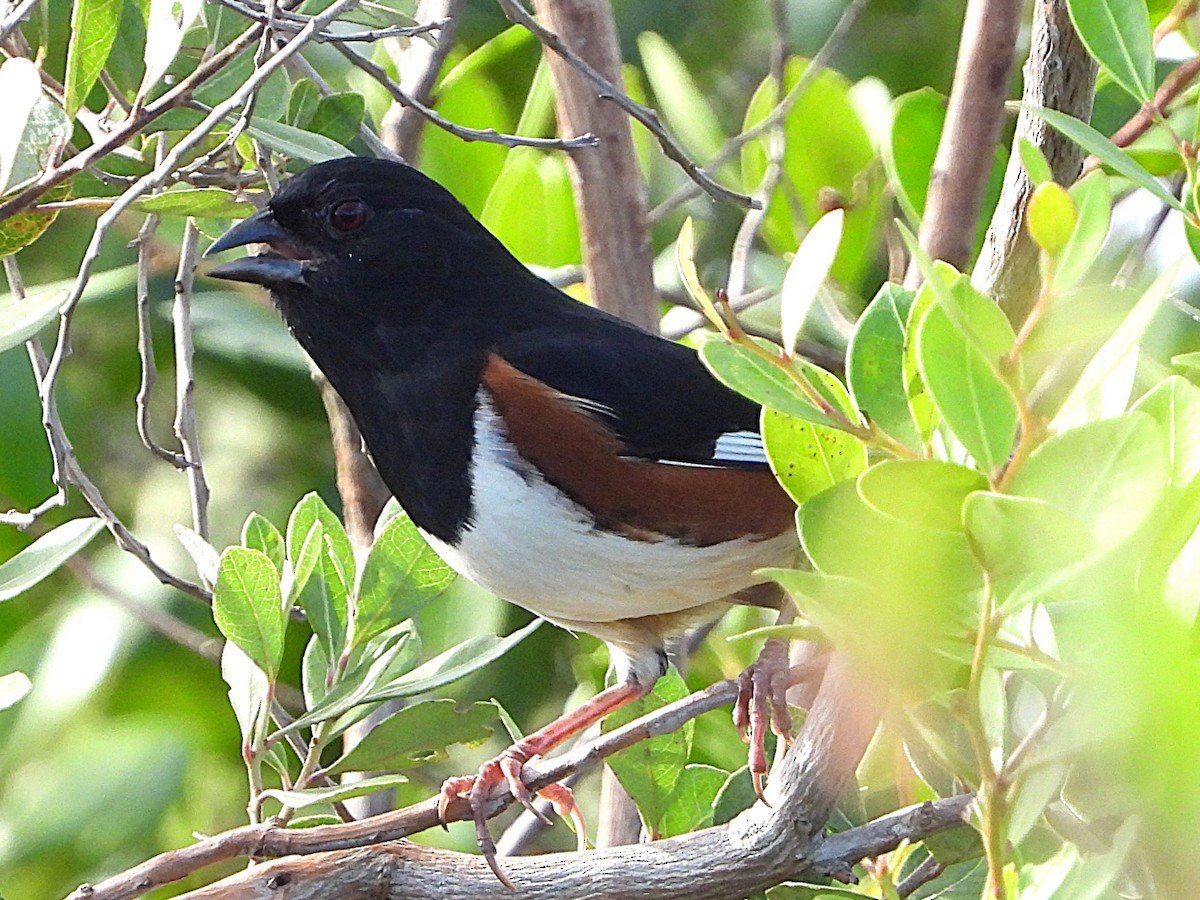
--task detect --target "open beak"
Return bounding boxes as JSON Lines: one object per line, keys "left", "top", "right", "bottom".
{"left": 205, "top": 208, "right": 308, "bottom": 286}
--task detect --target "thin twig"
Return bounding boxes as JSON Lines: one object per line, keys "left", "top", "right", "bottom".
{"left": 332, "top": 41, "right": 598, "bottom": 151}
{"left": 172, "top": 220, "right": 211, "bottom": 540}
{"left": 894, "top": 854, "right": 945, "bottom": 898}
{"left": 213, "top": 0, "right": 445, "bottom": 42}
{"left": 496, "top": 0, "right": 755, "bottom": 208}
{"left": 726, "top": 0, "right": 789, "bottom": 301}
{"left": 0, "top": 0, "right": 38, "bottom": 43}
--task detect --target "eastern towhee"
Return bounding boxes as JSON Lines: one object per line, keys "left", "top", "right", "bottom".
{"left": 207, "top": 157, "right": 800, "bottom": 881}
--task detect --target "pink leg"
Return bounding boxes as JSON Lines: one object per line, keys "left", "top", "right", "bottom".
{"left": 440, "top": 680, "right": 649, "bottom": 887}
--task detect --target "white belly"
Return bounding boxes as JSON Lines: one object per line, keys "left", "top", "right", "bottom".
{"left": 421, "top": 402, "right": 797, "bottom": 628}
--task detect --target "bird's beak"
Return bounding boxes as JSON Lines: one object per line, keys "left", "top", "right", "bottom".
{"left": 205, "top": 208, "right": 308, "bottom": 286}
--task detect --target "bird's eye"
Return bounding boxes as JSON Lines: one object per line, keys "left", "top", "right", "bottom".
{"left": 328, "top": 199, "right": 369, "bottom": 233}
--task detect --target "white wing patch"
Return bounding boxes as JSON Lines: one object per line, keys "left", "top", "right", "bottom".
{"left": 712, "top": 429, "right": 767, "bottom": 465}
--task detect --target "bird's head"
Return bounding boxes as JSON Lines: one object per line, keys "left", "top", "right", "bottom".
{"left": 205, "top": 157, "right": 516, "bottom": 309}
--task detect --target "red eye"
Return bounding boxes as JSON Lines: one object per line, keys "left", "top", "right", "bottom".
{"left": 328, "top": 199, "right": 368, "bottom": 233}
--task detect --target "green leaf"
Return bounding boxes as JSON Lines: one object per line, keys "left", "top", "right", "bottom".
{"left": 676, "top": 217, "right": 724, "bottom": 331}
{"left": 638, "top": 32, "right": 726, "bottom": 164}
{"left": 64, "top": 0, "right": 123, "bottom": 117}
{"left": 247, "top": 119, "right": 353, "bottom": 164}
{"left": 1133, "top": 376, "right": 1200, "bottom": 494}
{"left": 0, "top": 286, "right": 70, "bottom": 355}
{"left": 656, "top": 764, "right": 729, "bottom": 838}
{"left": 0, "top": 518, "right": 103, "bottom": 602}
{"left": 796, "top": 476, "right": 983, "bottom": 599}
{"left": 1066, "top": 0, "right": 1154, "bottom": 103}
{"left": 0, "top": 671, "right": 32, "bottom": 711}
{"left": 913, "top": 271, "right": 1019, "bottom": 472}
{"left": 761, "top": 407, "right": 865, "bottom": 505}
{"left": 141, "top": 0, "right": 202, "bottom": 99}
{"left": 1053, "top": 262, "right": 1178, "bottom": 426}
{"left": 134, "top": 188, "right": 255, "bottom": 219}
{"left": 1018, "top": 137, "right": 1054, "bottom": 186}
{"left": 213, "top": 547, "right": 286, "bottom": 681}
{"left": 1024, "top": 105, "right": 1185, "bottom": 213}
{"left": 306, "top": 93, "right": 366, "bottom": 147}
{"left": 480, "top": 148, "right": 579, "bottom": 266}
{"left": 327, "top": 699, "right": 496, "bottom": 774}
{"left": 963, "top": 492, "right": 1096, "bottom": 609}
{"left": 884, "top": 87, "right": 947, "bottom": 224}
{"left": 779, "top": 208, "right": 844, "bottom": 358}
{"left": 699, "top": 335, "right": 844, "bottom": 429}
{"left": 0, "top": 58, "right": 72, "bottom": 196}
{"left": 1027, "top": 181, "right": 1077, "bottom": 255}
{"left": 287, "top": 493, "right": 355, "bottom": 590}
{"left": 260, "top": 773, "right": 409, "bottom": 810}
{"left": 711, "top": 766, "right": 757, "bottom": 825}
{"left": 241, "top": 512, "right": 285, "bottom": 573}
{"left": 285, "top": 518, "right": 323, "bottom": 607}
{"left": 221, "top": 640, "right": 270, "bottom": 743}
{"left": 354, "top": 512, "right": 456, "bottom": 648}
{"left": 1010, "top": 413, "right": 1168, "bottom": 551}
{"left": 286, "top": 80, "right": 321, "bottom": 128}
{"left": 281, "top": 623, "right": 419, "bottom": 737}
{"left": 742, "top": 58, "right": 882, "bottom": 288}
{"left": 362, "top": 618, "right": 542, "bottom": 704}
{"left": 857, "top": 460, "right": 986, "bottom": 532}
{"left": 1054, "top": 171, "right": 1112, "bottom": 290}
{"left": 603, "top": 669, "right": 692, "bottom": 838}
{"left": 847, "top": 282, "right": 920, "bottom": 447}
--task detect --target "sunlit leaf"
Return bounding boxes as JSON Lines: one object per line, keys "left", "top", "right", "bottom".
{"left": 260, "top": 773, "right": 409, "bottom": 810}
{"left": 779, "top": 208, "right": 844, "bottom": 359}
{"left": 0, "top": 518, "right": 103, "bottom": 602}
{"left": 65, "top": 0, "right": 123, "bottom": 117}
{"left": 0, "top": 287, "right": 69, "bottom": 356}
{"left": 134, "top": 188, "right": 255, "bottom": 219}
{"left": 761, "top": 407, "right": 866, "bottom": 505}
{"left": 327, "top": 699, "right": 496, "bottom": 774}
{"left": 0, "top": 58, "right": 71, "bottom": 196}
{"left": 1027, "top": 181, "right": 1076, "bottom": 255}
{"left": 884, "top": 87, "right": 946, "bottom": 224}
{"left": 604, "top": 668, "right": 692, "bottom": 838}
{"left": 1066, "top": 0, "right": 1154, "bottom": 103}
{"left": 1010, "top": 413, "right": 1168, "bottom": 551}
{"left": 0, "top": 671, "right": 32, "bottom": 711}
{"left": 354, "top": 512, "right": 456, "bottom": 648}
{"left": 247, "top": 119, "right": 353, "bottom": 164}
{"left": 1025, "top": 105, "right": 1184, "bottom": 213}
{"left": 241, "top": 512, "right": 284, "bottom": 573}
{"left": 141, "top": 0, "right": 203, "bottom": 100}
{"left": 676, "top": 218, "right": 724, "bottom": 331}
{"left": 213, "top": 547, "right": 286, "bottom": 681}
{"left": 1054, "top": 171, "right": 1112, "bottom": 290}
{"left": 1018, "top": 137, "right": 1054, "bottom": 186}
{"left": 847, "top": 282, "right": 921, "bottom": 447}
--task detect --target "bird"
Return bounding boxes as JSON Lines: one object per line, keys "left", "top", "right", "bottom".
{"left": 206, "top": 156, "right": 800, "bottom": 882}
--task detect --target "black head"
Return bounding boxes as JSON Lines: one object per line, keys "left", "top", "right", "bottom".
{"left": 205, "top": 157, "right": 522, "bottom": 309}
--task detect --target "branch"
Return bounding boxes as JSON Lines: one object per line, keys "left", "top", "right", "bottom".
{"left": 972, "top": 0, "right": 1098, "bottom": 325}
{"left": 333, "top": 41, "right": 599, "bottom": 152}
{"left": 380, "top": 0, "right": 462, "bottom": 159}
{"left": 530, "top": 0, "right": 658, "bottom": 332}
{"left": 905, "top": 0, "right": 1023, "bottom": 285}
{"left": 1091, "top": 55, "right": 1200, "bottom": 165}
{"left": 169, "top": 657, "right": 913, "bottom": 899}
{"left": 496, "top": 0, "right": 755, "bottom": 209}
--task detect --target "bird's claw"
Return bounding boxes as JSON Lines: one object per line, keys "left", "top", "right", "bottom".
{"left": 734, "top": 636, "right": 800, "bottom": 805}
{"left": 438, "top": 745, "right": 589, "bottom": 886}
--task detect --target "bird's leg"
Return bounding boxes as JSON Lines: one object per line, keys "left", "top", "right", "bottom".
{"left": 439, "top": 680, "right": 649, "bottom": 886}
{"left": 734, "top": 605, "right": 828, "bottom": 803}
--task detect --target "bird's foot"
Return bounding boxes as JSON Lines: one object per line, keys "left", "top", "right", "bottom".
{"left": 439, "top": 743, "right": 587, "bottom": 888}
{"left": 734, "top": 639, "right": 828, "bottom": 804}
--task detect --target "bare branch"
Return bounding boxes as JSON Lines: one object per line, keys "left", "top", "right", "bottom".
{"left": 973, "top": 0, "right": 1098, "bottom": 324}
{"left": 905, "top": 0, "right": 1022, "bottom": 285}
{"left": 380, "top": 0, "right": 462, "bottom": 159}
{"left": 332, "top": 41, "right": 598, "bottom": 151}
{"left": 171, "top": 220, "right": 211, "bottom": 539}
